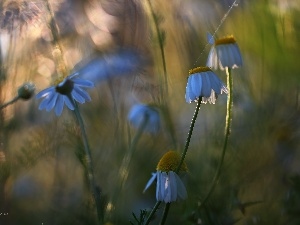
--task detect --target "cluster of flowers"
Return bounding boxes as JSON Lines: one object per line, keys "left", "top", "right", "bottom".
{"left": 23, "top": 34, "right": 241, "bottom": 204}
{"left": 142, "top": 34, "right": 243, "bottom": 203}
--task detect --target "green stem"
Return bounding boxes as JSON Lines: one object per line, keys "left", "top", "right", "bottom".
{"left": 146, "top": 0, "right": 168, "bottom": 101}
{"left": 117, "top": 115, "right": 148, "bottom": 193}
{"left": 0, "top": 96, "right": 19, "bottom": 110}
{"left": 176, "top": 100, "right": 201, "bottom": 173}
{"left": 144, "top": 201, "right": 161, "bottom": 225}
{"left": 199, "top": 67, "right": 233, "bottom": 208}
{"left": 73, "top": 101, "right": 102, "bottom": 225}
{"left": 159, "top": 203, "right": 171, "bottom": 225}
{"left": 144, "top": 100, "right": 201, "bottom": 224}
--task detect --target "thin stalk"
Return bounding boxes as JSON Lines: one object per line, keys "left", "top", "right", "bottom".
{"left": 43, "top": 0, "right": 67, "bottom": 77}
{"left": 176, "top": 100, "right": 201, "bottom": 174}
{"left": 119, "top": 115, "right": 148, "bottom": 189}
{"left": 0, "top": 96, "right": 19, "bottom": 110}
{"left": 159, "top": 203, "right": 171, "bottom": 225}
{"left": 146, "top": 0, "right": 168, "bottom": 101}
{"left": 144, "top": 100, "right": 201, "bottom": 224}
{"left": 199, "top": 67, "right": 233, "bottom": 208}
{"left": 144, "top": 201, "right": 161, "bottom": 225}
{"left": 72, "top": 101, "right": 102, "bottom": 225}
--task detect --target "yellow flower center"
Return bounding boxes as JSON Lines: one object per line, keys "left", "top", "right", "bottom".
{"left": 215, "top": 35, "right": 236, "bottom": 45}
{"left": 189, "top": 66, "right": 212, "bottom": 75}
{"left": 156, "top": 151, "right": 188, "bottom": 172}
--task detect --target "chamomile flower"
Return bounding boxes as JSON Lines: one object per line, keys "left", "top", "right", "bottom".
{"left": 185, "top": 66, "right": 228, "bottom": 104}
{"left": 206, "top": 34, "right": 243, "bottom": 70}
{"left": 36, "top": 73, "right": 94, "bottom": 116}
{"left": 144, "top": 151, "right": 188, "bottom": 203}
{"left": 128, "top": 104, "right": 160, "bottom": 133}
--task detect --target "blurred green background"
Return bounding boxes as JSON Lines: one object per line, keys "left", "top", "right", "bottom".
{"left": 0, "top": 0, "right": 300, "bottom": 224}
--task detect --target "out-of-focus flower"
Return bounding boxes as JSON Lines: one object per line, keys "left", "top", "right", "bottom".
{"left": 0, "top": 1, "right": 41, "bottom": 31}
{"left": 144, "top": 151, "right": 188, "bottom": 203}
{"left": 76, "top": 49, "right": 143, "bottom": 83}
{"left": 17, "top": 82, "right": 35, "bottom": 100}
{"left": 185, "top": 66, "right": 228, "bottom": 104}
{"left": 36, "top": 73, "right": 94, "bottom": 116}
{"left": 128, "top": 104, "right": 160, "bottom": 133}
{"left": 206, "top": 34, "right": 243, "bottom": 70}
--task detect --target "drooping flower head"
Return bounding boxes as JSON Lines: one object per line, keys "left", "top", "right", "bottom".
{"left": 185, "top": 66, "right": 228, "bottom": 104}
{"left": 206, "top": 34, "right": 243, "bottom": 70}
{"left": 128, "top": 104, "right": 160, "bottom": 134}
{"left": 36, "top": 73, "right": 94, "bottom": 116}
{"left": 144, "top": 151, "right": 188, "bottom": 203}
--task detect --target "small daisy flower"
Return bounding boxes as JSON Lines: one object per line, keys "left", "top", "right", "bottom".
{"left": 36, "top": 73, "right": 94, "bottom": 116}
{"left": 128, "top": 104, "right": 160, "bottom": 133}
{"left": 206, "top": 34, "right": 243, "bottom": 70}
{"left": 144, "top": 151, "right": 188, "bottom": 203}
{"left": 185, "top": 66, "right": 228, "bottom": 104}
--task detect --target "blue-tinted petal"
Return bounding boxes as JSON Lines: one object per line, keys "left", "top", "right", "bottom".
{"left": 63, "top": 95, "right": 75, "bottom": 110}
{"left": 38, "top": 94, "right": 53, "bottom": 110}
{"left": 45, "top": 93, "right": 58, "bottom": 111}
{"left": 72, "top": 78, "right": 94, "bottom": 88}
{"left": 232, "top": 44, "right": 243, "bottom": 67}
{"left": 185, "top": 77, "right": 192, "bottom": 102}
{"left": 73, "top": 86, "right": 91, "bottom": 101}
{"left": 210, "top": 73, "right": 223, "bottom": 95}
{"left": 36, "top": 86, "right": 55, "bottom": 99}
{"left": 156, "top": 172, "right": 164, "bottom": 202}
{"left": 174, "top": 173, "right": 187, "bottom": 200}
{"left": 206, "top": 48, "right": 214, "bottom": 68}
{"left": 54, "top": 95, "right": 64, "bottom": 116}
{"left": 190, "top": 74, "right": 202, "bottom": 98}
{"left": 201, "top": 72, "right": 211, "bottom": 97}
{"left": 207, "top": 32, "right": 214, "bottom": 45}
{"left": 72, "top": 89, "right": 86, "bottom": 104}
{"left": 168, "top": 172, "right": 177, "bottom": 202}
{"left": 143, "top": 172, "right": 157, "bottom": 193}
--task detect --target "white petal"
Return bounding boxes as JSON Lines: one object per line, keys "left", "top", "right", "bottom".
{"left": 174, "top": 173, "right": 187, "bottom": 200}
{"left": 143, "top": 173, "right": 157, "bottom": 193}
{"left": 168, "top": 172, "right": 178, "bottom": 202}
{"left": 156, "top": 172, "right": 165, "bottom": 202}
{"left": 206, "top": 48, "right": 214, "bottom": 68}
